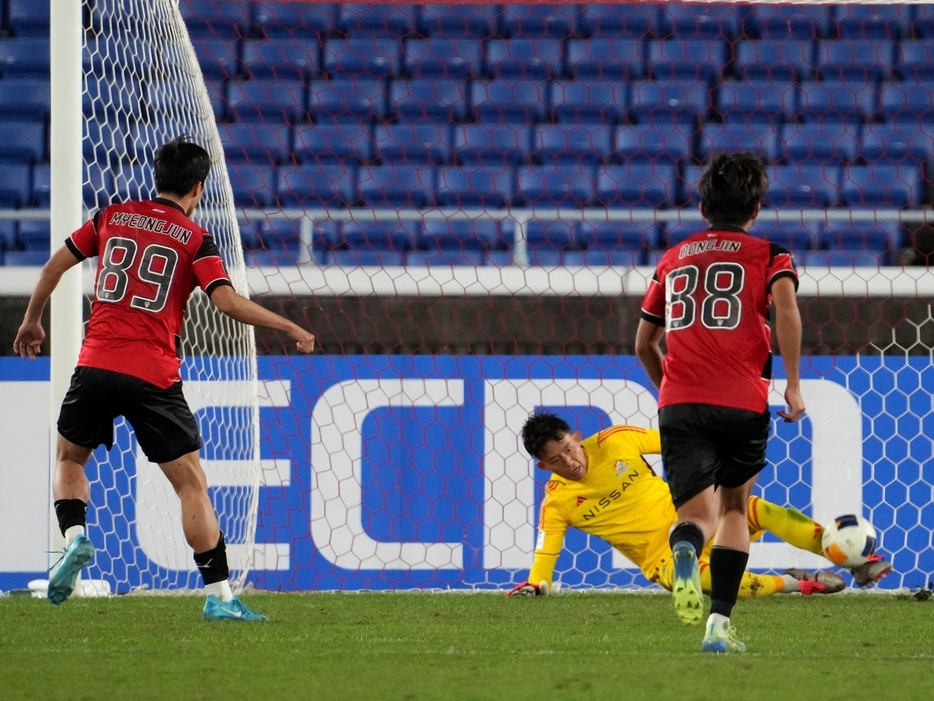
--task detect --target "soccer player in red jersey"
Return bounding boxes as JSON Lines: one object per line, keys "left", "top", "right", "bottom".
{"left": 13, "top": 137, "right": 314, "bottom": 621}
{"left": 635, "top": 151, "right": 805, "bottom": 652}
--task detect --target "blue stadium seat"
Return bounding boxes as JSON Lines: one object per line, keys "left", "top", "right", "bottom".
{"left": 293, "top": 122, "right": 374, "bottom": 164}
{"left": 471, "top": 80, "right": 549, "bottom": 124}
{"left": 277, "top": 164, "right": 357, "bottom": 207}
{"left": 567, "top": 38, "right": 644, "bottom": 81}
{"left": 357, "top": 165, "right": 435, "bottom": 208}
{"left": 0, "top": 164, "right": 31, "bottom": 207}
{"left": 551, "top": 80, "right": 628, "bottom": 124}
{"left": 817, "top": 220, "right": 902, "bottom": 254}
{"left": 782, "top": 123, "right": 860, "bottom": 164}
{"left": 227, "top": 79, "right": 306, "bottom": 122}
{"left": 861, "top": 122, "right": 934, "bottom": 161}
{"left": 533, "top": 124, "right": 613, "bottom": 164}
{"left": 336, "top": 4, "right": 418, "bottom": 35}
{"left": 614, "top": 124, "right": 692, "bottom": 164}
{"left": 404, "top": 38, "right": 483, "bottom": 79}
{"left": 735, "top": 40, "right": 815, "bottom": 82}
{"left": 227, "top": 164, "right": 279, "bottom": 207}
{"left": 308, "top": 78, "right": 386, "bottom": 122}
{"left": 816, "top": 40, "right": 896, "bottom": 82}
{"left": 0, "top": 122, "right": 44, "bottom": 163}
{"left": 337, "top": 220, "right": 418, "bottom": 252}
{"left": 419, "top": 220, "right": 506, "bottom": 252}
{"left": 7, "top": 0, "right": 50, "bottom": 36}
{"left": 390, "top": 79, "right": 468, "bottom": 122}
{"left": 525, "top": 221, "right": 576, "bottom": 254}
{"left": 798, "top": 80, "right": 876, "bottom": 124}
{"left": 515, "top": 165, "right": 597, "bottom": 206}
{"left": 596, "top": 163, "right": 677, "bottom": 208}
{"left": 242, "top": 39, "right": 319, "bottom": 81}
{"left": 436, "top": 166, "right": 514, "bottom": 208}
{"left": 915, "top": 5, "right": 934, "bottom": 39}
{"left": 33, "top": 164, "right": 113, "bottom": 210}
{"left": 630, "top": 81, "right": 709, "bottom": 125}
{"left": 665, "top": 220, "right": 710, "bottom": 246}
{"left": 416, "top": 5, "right": 498, "bottom": 38}
{"left": 500, "top": 5, "right": 575, "bottom": 38}
{"left": 0, "top": 39, "right": 49, "bottom": 79}
{"left": 374, "top": 123, "right": 452, "bottom": 165}
{"left": 239, "top": 220, "right": 262, "bottom": 251}
{"left": 526, "top": 249, "right": 564, "bottom": 266}
{"left": 716, "top": 80, "right": 797, "bottom": 125}
{"left": 899, "top": 41, "right": 934, "bottom": 81}
{"left": 647, "top": 40, "right": 726, "bottom": 83}
{"left": 143, "top": 79, "right": 202, "bottom": 121}
{"left": 253, "top": 2, "right": 335, "bottom": 36}
{"left": 659, "top": 4, "right": 741, "bottom": 39}
{"left": 698, "top": 123, "right": 782, "bottom": 162}
{"left": 682, "top": 165, "right": 704, "bottom": 204}
{"left": 577, "top": 4, "right": 662, "bottom": 38}
{"left": 801, "top": 249, "right": 882, "bottom": 267}
{"left": 487, "top": 39, "right": 565, "bottom": 80}
{"left": 880, "top": 80, "right": 934, "bottom": 121}
{"left": 743, "top": 6, "right": 833, "bottom": 40}
{"left": 748, "top": 221, "right": 821, "bottom": 253}
{"left": 452, "top": 124, "right": 532, "bottom": 166}
{"left": 193, "top": 38, "right": 240, "bottom": 81}
{"left": 323, "top": 35, "right": 401, "bottom": 77}
{"left": 578, "top": 221, "right": 660, "bottom": 250}
{"left": 113, "top": 164, "right": 156, "bottom": 202}
{"left": 405, "top": 249, "right": 485, "bottom": 266}
{"left": 326, "top": 250, "right": 405, "bottom": 266}
{"left": 835, "top": 6, "right": 909, "bottom": 41}
{"left": 485, "top": 250, "right": 516, "bottom": 266}
{"left": 0, "top": 221, "right": 16, "bottom": 250}
{"left": 840, "top": 163, "right": 921, "bottom": 208}
{"left": 218, "top": 123, "right": 291, "bottom": 164}
{"left": 17, "top": 221, "right": 50, "bottom": 250}
{"left": 204, "top": 80, "right": 227, "bottom": 122}
{"left": 178, "top": 0, "right": 250, "bottom": 38}
{"left": 766, "top": 164, "right": 842, "bottom": 207}
{"left": 245, "top": 248, "right": 306, "bottom": 267}
{"left": 4, "top": 250, "right": 49, "bottom": 266}
{"left": 564, "top": 249, "right": 643, "bottom": 267}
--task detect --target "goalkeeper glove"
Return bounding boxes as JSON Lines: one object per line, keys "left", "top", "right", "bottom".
{"left": 507, "top": 580, "right": 559, "bottom": 597}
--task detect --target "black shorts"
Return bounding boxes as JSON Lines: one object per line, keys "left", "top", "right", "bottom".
{"left": 57, "top": 367, "right": 201, "bottom": 464}
{"left": 659, "top": 403, "right": 771, "bottom": 509}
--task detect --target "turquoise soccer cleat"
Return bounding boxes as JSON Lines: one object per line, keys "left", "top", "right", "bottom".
{"left": 47, "top": 534, "right": 95, "bottom": 605}
{"left": 202, "top": 595, "right": 268, "bottom": 622}
{"left": 702, "top": 619, "right": 747, "bottom": 653}
{"left": 671, "top": 541, "right": 704, "bottom": 625}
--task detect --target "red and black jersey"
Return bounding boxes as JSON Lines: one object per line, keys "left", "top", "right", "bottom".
{"left": 640, "top": 225, "right": 798, "bottom": 413}
{"left": 66, "top": 198, "right": 233, "bottom": 389}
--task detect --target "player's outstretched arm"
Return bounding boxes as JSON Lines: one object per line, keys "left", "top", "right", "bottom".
{"left": 209, "top": 285, "right": 315, "bottom": 353}
{"left": 771, "top": 277, "right": 804, "bottom": 422}
{"left": 13, "top": 245, "right": 82, "bottom": 359}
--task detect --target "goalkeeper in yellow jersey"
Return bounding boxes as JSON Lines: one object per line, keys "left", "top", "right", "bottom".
{"left": 508, "top": 413, "right": 891, "bottom": 598}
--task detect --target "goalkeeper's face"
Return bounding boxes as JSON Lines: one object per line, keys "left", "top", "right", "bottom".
{"left": 536, "top": 431, "right": 588, "bottom": 481}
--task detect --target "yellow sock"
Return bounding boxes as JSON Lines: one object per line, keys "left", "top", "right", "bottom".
{"left": 698, "top": 558, "right": 783, "bottom": 598}
{"left": 747, "top": 495, "right": 824, "bottom": 555}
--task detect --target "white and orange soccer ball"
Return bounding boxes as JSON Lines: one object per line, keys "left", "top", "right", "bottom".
{"left": 821, "top": 514, "right": 877, "bottom": 568}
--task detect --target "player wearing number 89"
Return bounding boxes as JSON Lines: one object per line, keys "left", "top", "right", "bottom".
{"left": 636, "top": 151, "right": 804, "bottom": 653}
{"left": 13, "top": 137, "right": 315, "bottom": 620}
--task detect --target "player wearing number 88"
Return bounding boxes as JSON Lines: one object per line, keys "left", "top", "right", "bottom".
{"left": 13, "top": 136, "right": 315, "bottom": 619}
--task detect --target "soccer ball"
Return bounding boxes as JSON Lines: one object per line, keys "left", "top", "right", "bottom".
{"left": 821, "top": 514, "right": 877, "bottom": 568}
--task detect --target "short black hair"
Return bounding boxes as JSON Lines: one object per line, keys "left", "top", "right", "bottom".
{"left": 154, "top": 136, "right": 211, "bottom": 197}
{"left": 698, "top": 151, "right": 768, "bottom": 228}
{"left": 521, "top": 412, "right": 571, "bottom": 459}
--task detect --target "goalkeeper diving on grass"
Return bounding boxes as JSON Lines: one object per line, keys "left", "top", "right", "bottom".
{"left": 508, "top": 413, "right": 891, "bottom": 598}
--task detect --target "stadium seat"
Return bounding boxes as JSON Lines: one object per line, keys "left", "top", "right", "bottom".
{"left": 227, "top": 164, "right": 279, "bottom": 207}
{"left": 835, "top": 6, "right": 909, "bottom": 41}
{"left": 336, "top": 4, "right": 418, "bottom": 35}
{"left": 325, "top": 250, "right": 405, "bottom": 266}
{"left": 452, "top": 124, "right": 532, "bottom": 166}
{"left": 526, "top": 249, "right": 564, "bottom": 266}
{"left": 323, "top": 35, "right": 402, "bottom": 77}
{"left": 242, "top": 39, "right": 319, "bottom": 81}
{"left": 563, "top": 249, "right": 643, "bottom": 267}
{"left": 840, "top": 163, "right": 921, "bottom": 208}
{"left": 514, "top": 164, "right": 597, "bottom": 207}
{"left": 337, "top": 220, "right": 418, "bottom": 252}
{"left": 525, "top": 220, "right": 576, "bottom": 253}
{"left": 816, "top": 40, "right": 897, "bottom": 82}
{"left": 659, "top": 4, "right": 742, "bottom": 39}
{"left": 596, "top": 163, "right": 677, "bottom": 208}
{"left": 748, "top": 221, "right": 821, "bottom": 253}
{"left": 682, "top": 165, "right": 704, "bottom": 204}
{"left": 782, "top": 123, "right": 860, "bottom": 164}
{"left": 0, "top": 39, "right": 50, "bottom": 78}
{"left": 743, "top": 6, "right": 833, "bottom": 40}
{"left": 735, "top": 40, "right": 815, "bottom": 82}
{"left": 879, "top": 80, "right": 934, "bottom": 122}
{"left": 390, "top": 79, "right": 468, "bottom": 122}
{"left": 218, "top": 123, "right": 292, "bottom": 164}
{"left": 0, "top": 221, "right": 16, "bottom": 250}
{"left": 647, "top": 40, "right": 726, "bottom": 83}
{"left": 533, "top": 124, "right": 614, "bottom": 165}
{"left": 577, "top": 4, "right": 662, "bottom": 38}
{"left": 499, "top": 5, "right": 575, "bottom": 38}
{"left": 861, "top": 122, "right": 934, "bottom": 161}
{"left": 84, "top": 120, "right": 129, "bottom": 165}
{"left": 0, "top": 122, "right": 44, "bottom": 163}
{"left": 253, "top": 2, "right": 335, "bottom": 37}
{"left": 7, "top": 0, "right": 50, "bottom": 36}
{"left": 227, "top": 79, "right": 307, "bottom": 123}
{"left": 4, "top": 250, "right": 49, "bottom": 266}
{"left": 471, "top": 80, "right": 550, "bottom": 124}
{"left": 293, "top": 122, "right": 374, "bottom": 164}
{"left": 435, "top": 166, "right": 514, "bottom": 208}
{"left": 374, "top": 123, "right": 452, "bottom": 165}
{"left": 33, "top": 164, "right": 114, "bottom": 210}
{"left": 485, "top": 250, "right": 516, "bottom": 266}
{"left": 277, "top": 164, "right": 357, "bottom": 207}
{"left": 577, "top": 221, "right": 660, "bottom": 251}
{"left": 419, "top": 220, "right": 506, "bottom": 252}
{"left": 614, "top": 124, "right": 692, "bottom": 164}
{"left": 486, "top": 38, "right": 565, "bottom": 80}
{"left": 798, "top": 80, "right": 876, "bottom": 124}
{"left": 357, "top": 165, "right": 435, "bottom": 208}
{"left": 630, "top": 80, "right": 709, "bottom": 125}
{"left": 898, "top": 41, "right": 934, "bottom": 81}
{"left": 308, "top": 78, "right": 386, "bottom": 122}
{"left": 566, "top": 38, "right": 645, "bottom": 81}
{"left": 666, "top": 220, "right": 710, "bottom": 246}
{"left": 178, "top": 0, "right": 250, "bottom": 38}
{"left": 193, "top": 38, "right": 240, "bottom": 81}
{"left": 801, "top": 249, "right": 882, "bottom": 267}
{"left": 766, "top": 164, "right": 842, "bottom": 207}
{"left": 403, "top": 38, "right": 483, "bottom": 79}
{"left": 716, "top": 80, "right": 797, "bottom": 125}
{"left": 17, "top": 221, "right": 50, "bottom": 250}
{"left": 405, "top": 249, "right": 486, "bottom": 266}
{"left": 245, "top": 248, "right": 306, "bottom": 267}
{"left": 817, "top": 220, "right": 902, "bottom": 254}
{"left": 0, "top": 164, "right": 31, "bottom": 207}
{"left": 112, "top": 164, "right": 156, "bottom": 202}
{"left": 915, "top": 5, "right": 934, "bottom": 39}
{"left": 551, "top": 80, "right": 629, "bottom": 124}
{"left": 416, "top": 5, "right": 498, "bottom": 38}
{"left": 698, "top": 123, "right": 782, "bottom": 163}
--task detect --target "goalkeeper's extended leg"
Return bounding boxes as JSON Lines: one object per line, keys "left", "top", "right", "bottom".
{"left": 747, "top": 495, "right": 824, "bottom": 555}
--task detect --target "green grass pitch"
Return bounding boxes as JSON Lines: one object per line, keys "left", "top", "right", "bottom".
{"left": 1, "top": 592, "right": 932, "bottom": 701}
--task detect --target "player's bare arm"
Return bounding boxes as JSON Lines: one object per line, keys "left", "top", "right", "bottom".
{"left": 13, "top": 245, "right": 82, "bottom": 359}
{"left": 771, "top": 276, "right": 805, "bottom": 422}
{"left": 634, "top": 319, "right": 666, "bottom": 389}
{"left": 209, "top": 284, "right": 315, "bottom": 353}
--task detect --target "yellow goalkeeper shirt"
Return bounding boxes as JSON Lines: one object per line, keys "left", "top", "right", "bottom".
{"left": 528, "top": 426, "right": 677, "bottom": 587}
